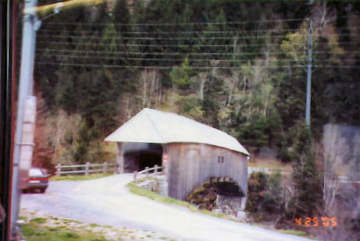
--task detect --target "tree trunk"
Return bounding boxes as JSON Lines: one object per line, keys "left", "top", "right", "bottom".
{"left": 198, "top": 72, "right": 207, "bottom": 101}
{"left": 142, "top": 70, "right": 147, "bottom": 107}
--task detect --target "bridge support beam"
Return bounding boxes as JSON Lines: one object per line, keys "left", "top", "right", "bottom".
{"left": 117, "top": 143, "right": 124, "bottom": 174}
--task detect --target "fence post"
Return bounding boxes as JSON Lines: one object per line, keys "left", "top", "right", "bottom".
{"left": 113, "top": 162, "right": 118, "bottom": 174}
{"left": 85, "top": 162, "right": 90, "bottom": 176}
{"left": 56, "top": 164, "right": 61, "bottom": 176}
{"left": 103, "top": 162, "right": 108, "bottom": 173}
{"left": 117, "top": 162, "right": 122, "bottom": 174}
{"left": 154, "top": 164, "right": 158, "bottom": 174}
{"left": 145, "top": 167, "right": 149, "bottom": 177}
{"left": 134, "top": 171, "right": 137, "bottom": 182}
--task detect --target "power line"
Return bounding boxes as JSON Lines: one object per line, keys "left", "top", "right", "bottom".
{"left": 36, "top": 62, "right": 308, "bottom": 69}
{"left": 36, "top": 40, "right": 359, "bottom": 50}
{"left": 37, "top": 54, "right": 359, "bottom": 63}
{"left": 39, "top": 28, "right": 296, "bottom": 35}
{"left": 38, "top": 54, "right": 309, "bottom": 63}
{"left": 37, "top": 34, "right": 290, "bottom": 41}
{"left": 38, "top": 55, "right": 239, "bottom": 62}
{"left": 39, "top": 29, "right": 282, "bottom": 35}
{"left": 37, "top": 32, "right": 355, "bottom": 41}
{"left": 36, "top": 62, "right": 360, "bottom": 69}
{"left": 38, "top": 26, "right": 360, "bottom": 35}
{"left": 312, "top": 65, "right": 360, "bottom": 69}
{"left": 42, "top": 18, "right": 304, "bottom": 27}
{"left": 36, "top": 48, "right": 306, "bottom": 56}
{"left": 37, "top": 40, "right": 278, "bottom": 48}
{"left": 38, "top": 48, "right": 354, "bottom": 56}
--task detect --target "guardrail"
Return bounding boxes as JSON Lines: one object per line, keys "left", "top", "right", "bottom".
{"left": 248, "top": 166, "right": 291, "bottom": 175}
{"left": 337, "top": 175, "right": 360, "bottom": 184}
{"left": 55, "top": 162, "right": 119, "bottom": 176}
{"left": 132, "top": 166, "right": 288, "bottom": 182}
{"left": 133, "top": 165, "right": 163, "bottom": 182}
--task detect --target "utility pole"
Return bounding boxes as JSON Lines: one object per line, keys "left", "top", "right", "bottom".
{"left": 10, "top": 0, "right": 39, "bottom": 239}
{"left": 11, "top": 1, "right": 98, "bottom": 239}
{"left": 305, "top": 19, "right": 312, "bottom": 127}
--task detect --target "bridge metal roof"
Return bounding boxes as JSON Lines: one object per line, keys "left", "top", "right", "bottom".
{"left": 105, "top": 108, "right": 249, "bottom": 156}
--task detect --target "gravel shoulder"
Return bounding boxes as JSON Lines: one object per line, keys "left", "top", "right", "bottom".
{"left": 21, "top": 174, "right": 314, "bottom": 241}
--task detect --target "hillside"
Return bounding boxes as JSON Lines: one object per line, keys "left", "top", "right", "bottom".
{"left": 30, "top": 0, "right": 360, "bottom": 169}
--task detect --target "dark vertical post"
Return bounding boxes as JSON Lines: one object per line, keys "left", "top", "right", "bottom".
{"left": 117, "top": 143, "right": 124, "bottom": 173}
{"left": 85, "top": 162, "right": 90, "bottom": 176}
{"left": 0, "top": 1, "right": 16, "bottom": 239}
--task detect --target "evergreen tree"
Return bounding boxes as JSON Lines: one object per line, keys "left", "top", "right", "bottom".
{"left": 286, "top": 124, "right": 323, "bottom": 219}
{"left": 170, "top": 57, "right": 193, "bottom": 90}
{"left": 202, "top": 72, "right": 224, "bottom": 128}
{"left": 113, "top": 0, "right": 131, "bottom": 32}
{"left": 33, "top": 1, "right": 360, "bottom": 172}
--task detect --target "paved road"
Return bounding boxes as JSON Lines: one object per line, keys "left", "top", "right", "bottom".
{"left": 21, "top": 174, "right": 313, "bottom": 241}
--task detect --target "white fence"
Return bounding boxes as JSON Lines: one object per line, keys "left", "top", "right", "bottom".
{"left": 133, "top": 165, "right": 163, "bottom": 182}
{"left": 337, "top": 175, "right": 360, "bottom": 184}
{"left": 248, "top": 166, "right": 291, "bottom": 175}
{"left": 55, "top": 162, "right": 119, "bottom": 176}
{"left": 131, "top": 166, "right": 288, "bottom": 181}
{"left": 55, "top": 163, "right": 290, "bottom": 177}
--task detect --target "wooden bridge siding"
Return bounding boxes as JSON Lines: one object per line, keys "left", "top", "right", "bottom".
{"left": 166, "top": 143, "right": 248, "bottom": 200}
{"left": 183, "top": 146, "right": 201, "bottom": 199}
{"left": 166, "top": 144, "right": 198, "bottom": 199}
{"left": 167, "top": 147, "right": 180, "bottom": 198}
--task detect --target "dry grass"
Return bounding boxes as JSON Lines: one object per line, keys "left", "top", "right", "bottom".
{"left": 20, "top": 209, "right": 178, "bottom": 241}
{"left": 50, "top": 173, "right": 113, "bottom": 181}
{"left": 126, "top": 182, "right": 241, "bottom": 222}
{"left": 248, "top": 158, "right": 292, "bottom": 171}
{"left": 128, "top": 182, "right": 317, "bottom": 240}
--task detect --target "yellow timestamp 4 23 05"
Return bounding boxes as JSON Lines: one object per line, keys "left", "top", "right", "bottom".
{"left": 294, "top": 217, "right": 337, "bottom": 227}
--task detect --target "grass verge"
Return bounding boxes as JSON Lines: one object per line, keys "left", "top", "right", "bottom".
{"left": 277, "top": 229, "right": 312, "bottom": 237}
{"left": 50, "top": 173, "right": 113, "bottom": 181}
{"left": 22, "top": 221, "right": 110, "bottom": 241}
{"left": 252, "top": 222, "right": 315, "bottom": 239}
{"left": 20, "top": 209, "right": 179, "bottom": 241}
{"left": 127, "top": 182, "right": 315, "bottom": 240}
{"left": 248, "top": 158, "right": 292, "bottom": 172}
{"left": 126, "top": 182, "right": 240, "bottom": 222}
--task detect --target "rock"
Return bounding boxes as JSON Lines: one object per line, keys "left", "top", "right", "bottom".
{"left": 186, "top": 177, "right": 244, "bottom": 217}
{"left": 236, "top": 211, "right": 247, "bottom": 220}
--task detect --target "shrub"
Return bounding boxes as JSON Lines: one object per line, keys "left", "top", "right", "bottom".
{"left": 286, "top": 125, "right": 323, "bottom": 219}
{"left": 246, "top": 171, "right": 284, "bottom": 221}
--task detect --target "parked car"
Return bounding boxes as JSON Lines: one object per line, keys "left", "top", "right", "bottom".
{"left": 22, "top": 168, "right": 49, "bottom": 193}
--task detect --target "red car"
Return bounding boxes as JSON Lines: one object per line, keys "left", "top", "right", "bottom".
{"left": 22, "top": 168, "right": 49, "bottom": 193}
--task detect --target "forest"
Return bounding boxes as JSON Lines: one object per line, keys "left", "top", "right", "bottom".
{"left": 26, "top": 0, "right": 359, "bottom": 237}
{"left": 32, "top": 0, "right": 359, "bottom": 169}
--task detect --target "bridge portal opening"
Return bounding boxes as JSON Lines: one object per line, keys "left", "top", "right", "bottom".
{"left": 123, "top": 143, "right": 162, "bottom": 172}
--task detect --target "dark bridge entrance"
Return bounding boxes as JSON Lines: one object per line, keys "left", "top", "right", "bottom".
{"left": 123, "top": 143, "right": 162, "bottom": 172}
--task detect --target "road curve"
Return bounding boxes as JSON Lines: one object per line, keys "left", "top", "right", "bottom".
{"left": 21, "top": 174, "right": 314, "bottom": 241}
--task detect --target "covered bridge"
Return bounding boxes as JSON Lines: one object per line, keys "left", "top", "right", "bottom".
{"left": 105, "top": 108, "right": 249, "bottom": 201}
